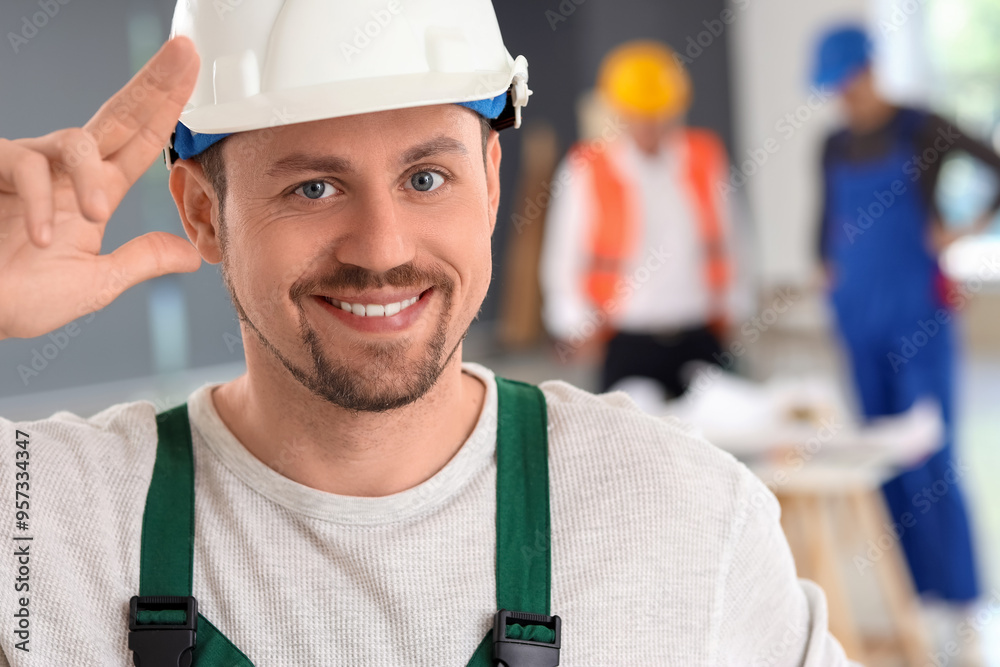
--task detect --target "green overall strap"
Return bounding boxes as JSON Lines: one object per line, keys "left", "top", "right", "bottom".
{"left": 140, "top": 406, "right": 194, "bottom": 596}
{"left": 466, "top": 377, "right": 554, "bottom": 666}
{"left": 134, "top": 404, "right": 254, "bottom": 666}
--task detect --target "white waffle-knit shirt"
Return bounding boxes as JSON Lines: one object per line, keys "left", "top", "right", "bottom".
{"left": 0, "top": 363, "right": 852, "bottom": 665}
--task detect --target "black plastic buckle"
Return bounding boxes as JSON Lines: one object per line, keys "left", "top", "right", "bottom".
{"left": 163, "top": 132, "right": 179, "bottom": 170}
{"left": 128, "top": 595, "right": 198, "bottom": 667}
{"left": 490, "top": 90, "right": 518, "bottom": 132}
{"left": 493, "top": 609, "right": 561, "bottom": 667}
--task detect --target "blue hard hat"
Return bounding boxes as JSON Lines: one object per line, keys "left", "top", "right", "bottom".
{"left": 812, "top": 25, "right": 872, "bottom": 90}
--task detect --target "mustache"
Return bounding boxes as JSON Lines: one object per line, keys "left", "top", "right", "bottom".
{"left": 290, "top": 263, "right": 453, "bottom": 301}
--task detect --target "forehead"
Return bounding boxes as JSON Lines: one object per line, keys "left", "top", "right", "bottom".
{"left": 225, "top": 104, "right": 481, "bottom": 167}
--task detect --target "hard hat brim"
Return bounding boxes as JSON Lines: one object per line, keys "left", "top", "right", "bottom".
{"left": 180, "top": 70, "right": 514, "bottom": 135}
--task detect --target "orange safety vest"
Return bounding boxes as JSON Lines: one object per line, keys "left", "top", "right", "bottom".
{"left": 570, "top": 128, "right": 732, "bottom": 330}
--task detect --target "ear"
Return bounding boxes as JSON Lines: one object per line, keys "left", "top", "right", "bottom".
{"left": 485, "top": 130, "right": 502, "bottom": 234}
{"left": 168, "top": 157, "right": 223, "bottom": 264}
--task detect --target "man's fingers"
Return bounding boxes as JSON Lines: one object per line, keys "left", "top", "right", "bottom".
{"left": 0, "top": 139, "right": 54, "bottom": 246}
{"left": 84, "top": 36, "right": 199, "bottom": 161}
{"left": 103, "top": 232, "right": 203, "bottom": 301}
{"left": 105, "top": 90, "right": 195, "bottom": 187}
{"left": 20, "top": 129, "right": 109, "bottom": 223}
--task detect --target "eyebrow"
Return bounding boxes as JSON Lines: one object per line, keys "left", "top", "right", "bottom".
{"left": 266, "top": 155, "right": 355, "bottom": 178}
{"left": 265, "top": 135, "right": 470, "bottom": 179}
{"left": 400, "top": 136, "right": 469, "bottom": 165}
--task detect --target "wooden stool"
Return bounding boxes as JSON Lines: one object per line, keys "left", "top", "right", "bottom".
{"left": 776, "top": 485, "right": 930, "bottom": 666}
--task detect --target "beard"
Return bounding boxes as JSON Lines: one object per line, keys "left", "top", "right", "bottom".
{"left": 221, "top": 253, "right": 465, "bottom": 413}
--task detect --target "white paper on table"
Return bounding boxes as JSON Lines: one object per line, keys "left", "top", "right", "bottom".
{"left": 608, "top": 367, "right": 943, "bottom": 469}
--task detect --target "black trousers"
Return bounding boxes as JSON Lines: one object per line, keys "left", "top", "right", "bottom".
{"left": 600, "top": 326, "right": 723, "bottom": 397}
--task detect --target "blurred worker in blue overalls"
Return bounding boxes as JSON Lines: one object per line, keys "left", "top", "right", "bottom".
{"left": 813, "top": 25, "right": 1000, "bottom": 655}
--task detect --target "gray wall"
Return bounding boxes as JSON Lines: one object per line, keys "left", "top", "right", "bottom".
{"left": 0, "top": 0, "right": 733, "bottom": 401}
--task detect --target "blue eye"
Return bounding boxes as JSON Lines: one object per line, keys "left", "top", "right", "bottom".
{"left": 295, "top": 181, "right": 335, "bottom": 200}
{"left": 407, "top": 171, "right": 444, "bottom": 192}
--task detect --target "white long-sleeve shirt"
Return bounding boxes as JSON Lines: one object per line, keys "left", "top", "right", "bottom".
{"left": 0, "top": 362, "right": 851, "bottom": 665}
{"left": 541, "top": 135, "right": 752, "bottom": 341}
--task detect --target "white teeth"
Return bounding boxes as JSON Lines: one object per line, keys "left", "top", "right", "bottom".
{"left": 323, "top": 294, "right": 421, "bottom": 317}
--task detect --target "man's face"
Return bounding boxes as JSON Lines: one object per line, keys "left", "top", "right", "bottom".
{"left": 209, "top": 105, "right": 500, "bottom": 412}
{"left": 839, "top": 68, "right": 884, "bottom": 129}
{"left": 625, "top": 114, "right": 682, "bottom": 156}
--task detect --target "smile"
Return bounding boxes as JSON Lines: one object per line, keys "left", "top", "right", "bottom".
{"left": 321, "top": 295, "right": 420, "bottom": 317}
{"left": 311, "top": 288, "right": 433, "bottom": 334}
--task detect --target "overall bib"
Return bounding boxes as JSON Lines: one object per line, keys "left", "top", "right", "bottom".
{"left": 127, "top": 377, "right": 561, "bottom": 666}
{"left": 824, "top": 109, "right": 979, "bottom": 601}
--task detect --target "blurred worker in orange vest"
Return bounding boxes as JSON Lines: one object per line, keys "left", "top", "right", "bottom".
{"left": 541, "top": 40, "right": 749, "bottom": 395}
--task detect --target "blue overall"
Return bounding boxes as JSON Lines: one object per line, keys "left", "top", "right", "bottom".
{"left": 822, "top": 109, "right": 979, "bottom": 602}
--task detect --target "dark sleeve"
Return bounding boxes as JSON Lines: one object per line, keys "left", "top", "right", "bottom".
{"left": 817, "top": 133, "right": 836, "bottom": 264}
{"left": 918, "top": 113, "right": 1000, "bottom": 220}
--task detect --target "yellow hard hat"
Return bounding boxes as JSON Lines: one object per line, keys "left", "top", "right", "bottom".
{"left": 597, "top": 41, "right": 691, "bottom": 120}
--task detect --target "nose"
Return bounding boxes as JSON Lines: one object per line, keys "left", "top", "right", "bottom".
{"left": 332, "top": 185, "right": 415, "bottom": 274}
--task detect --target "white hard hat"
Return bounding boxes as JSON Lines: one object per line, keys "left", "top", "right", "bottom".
{"left": 170, "top": 0, "right": 531, "bottom": 142}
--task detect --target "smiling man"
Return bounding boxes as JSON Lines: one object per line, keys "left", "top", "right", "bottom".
{"left": 0, "top": 1, "right": 852, "bottom": 665}
{"left": 185, "top": 106, "right": 500, "bottom": 496}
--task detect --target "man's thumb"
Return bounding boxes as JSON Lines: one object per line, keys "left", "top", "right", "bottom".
{"left": 104, "top": 231, "right": 202, "bottom": 296}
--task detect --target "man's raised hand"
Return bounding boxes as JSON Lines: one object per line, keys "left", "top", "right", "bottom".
{"left": 0, "top": 36, "right": 203, "bottom": 340}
